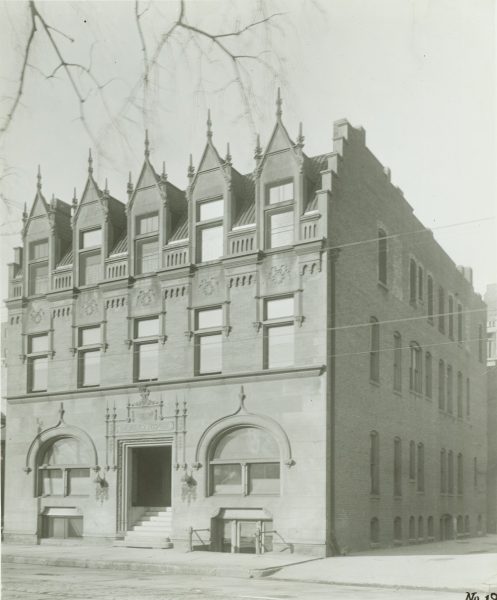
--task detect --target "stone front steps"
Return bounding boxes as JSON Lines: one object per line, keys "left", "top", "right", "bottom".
{"left": 122, "top": 507, "right": 173, "bottom": 549}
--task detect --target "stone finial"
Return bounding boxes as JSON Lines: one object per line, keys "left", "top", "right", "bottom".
{"left": 161, "top": 161, "right": 167, "bottom": 182}
{"left": 22, "top": 202, "right": 28, "bottom": 223}
{"left": 36, "top": 165, "right": 42, "bottom": 191}
{"left": 187, "top": 154, "right": 195, "bottom": 179}
{"left": 207, "top": 109, "right": 213, "bottom": 140}
{"left": 225, "top": 142, "right": 232, "bottom": 166}
{"left": 276, "top": 87, "right": 282, "bottom": 118}
{"left": 127, "top": 171, "right": 133, "bottom": 195}
{"left": 296, "top": 122, "right": 305, "bottom": 148}
{"left": 50, "top": 193, "right": 56, "bottom": 209}
{"left": 88, "top": 148, "right": 93, "bottom": 175}
{"left": 72, "top": 188, "right": 78, "bottom": 209}
{"left": 144, "top": 129, "right": 150, "bottom": 158}
{"left": 254, "top": 133, "right": 262, "bottom": 160}
{"left": 104, "top": 178, "right": 109, "bottom": 195}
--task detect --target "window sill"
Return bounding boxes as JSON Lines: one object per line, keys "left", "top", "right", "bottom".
{"left": 196, "top": 371, "right": 222, "bottom": 377}
{"left": 377, "top": 281, "right": 388, "bottom": 292}
{"left": 393, "top": 389, "right": 403, "bottom": 398}
{"left": 78, "top": 384, "right": 100, "bottom": 389}
{"left": 369, "top": 379, "right": 380, "bottom": 387}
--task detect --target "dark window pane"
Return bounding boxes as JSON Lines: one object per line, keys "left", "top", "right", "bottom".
{"left": 249, "top": 463, "right": 280, "bottom": 494}
{"left": 212, "top": 464, "right": 242, "bottom": 494}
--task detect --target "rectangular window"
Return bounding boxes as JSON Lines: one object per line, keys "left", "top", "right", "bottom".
{"left": 417, "top": 266, "right": 423, "bottom": 300}
{"left": 29, "top": 356, "right": 48, "bottom": 392}
{"left": 136, "top": 238, "right": 159, "bottom": 274}
{"left": 79, "top": 251, "right": 100, "bottom": 286}
{"left": 268, "top": 182, "right": 293, "bottom": 205}
{"left": 30, "top": 239, "right": 49, "bottom": 260}
{"left": 29, "top": 262, "right": 48, "bottom": 295}
{"left": 409, "top": 259, "right": 417, "bottom": 303}
{"left": 440, "top": 449, "right": 447, "bottom": 493}
{"left": 265, "top": 324, "right": 294, "bottom": 369}
{"left": 438, "top": 360, "right": 445, "bottom": 410}
{"left": 409, "top": 441, "right": 416, "bottom": 480}
{"left": 457, "top": 453, "right": 463, "bottom": 495}
{"left": 199, "top": 225, "right": 223, "bottom": 262}
{"left": 409, "top": 344, "right": 422, "bottom": 393}
{"left": 248, "top": 463, "right": 280, "bottom": 494}
{"left": 438, "top": 286, "right": 445, "bottom": 333}
{"left": 79, "top": 326, "right": 100, "bottom": 346}
{"left": 67, "top": 468, "right": 91, "bottom": 496}
{"left": 446, "top": 365, "right": 453, "bottom": 414}
{"left": 457, "top": 371, "right": 463, "bottom": 417}
{"left": 136, "top": 213, "right": 159, "bottom": 235}
{"left": 198, "top": 199, "right": 224, "bottom": 221}
{"left": 79, "top": 350, "right": 100, "bottom": 387}
{"left": 393, "top": 333, "right": 402, "bottom": 392}
{"left": 265, "top": 297, "right": 293, "bottom": 320}
{"left": 135, "top": 342, "right": 158, "bottom": 381}
{"left": 78, "top": 326, "right": 100, "bottom": 387}
{"left": 81, "top": 228, "right": 102, "bottom": 248}
{"left": 466, "top": 378, "right": 471, "bottom": 416}
{"left": 268, "top": 210, "right": 293, "bottom": 248}
{"left": 370, "top": 432, "right": 380, "bottom": 495}
{"left": 448, "top": 451, "right": 454, "bottom": 494}
{"left": 197, "top": 333, "right": 222, "bottom": 374}
{"left": 136, "top": 317, "right": 159, "bottom": 338}
{"left": 29, "top": 333, "right": 49, "bottom": 354}
{"left": 196, "top": 307, "right": 223, "bottom": 329}
{"left": 41, "top": 470, "right": 63, "bottom": 496}
{"left": 212, "top": 464, "right": 242, "bottom": 494}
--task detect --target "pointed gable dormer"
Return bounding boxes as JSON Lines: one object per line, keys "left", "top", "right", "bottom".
{"left": 73, "top": 150, "right": 125, "bottom": 287}
{"left": 188, "top": 110, "right": 238, "bottom": 263}
{"left": 128, "top": 131, "right": 186, "bottom": 277}
{"left": 23, "top": 167, "right": 72, "bottom": 296}
{"left": 256, "top": 89, "right": 310, "bottom": 250}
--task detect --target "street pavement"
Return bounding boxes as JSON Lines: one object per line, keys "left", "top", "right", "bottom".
{"left": 2, "top": 535, "right": 497, "bottom": 595}
{"left": 2, "top": 563, "right": 464, "bottom": 600}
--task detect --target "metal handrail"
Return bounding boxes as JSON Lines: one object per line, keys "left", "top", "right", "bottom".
{"left": 255, "top": 527, "right": 293, "bottom": 554}
{"left": 187, "top": 526, "right": 210, "bottom": 552}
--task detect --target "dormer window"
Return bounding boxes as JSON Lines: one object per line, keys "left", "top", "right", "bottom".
{"left": 81, "top": 228, "right": 101, "bottom": 248}
{"left": 28, "top": 238, "right": 49, "bottom": 295}
{"left": 135, "top": 212, "right": 159, "bottom": 275}
{"left": 268, "top": 181, "right": 293, "bottom": 205}
{"left": 196, "top": 198, "right": 224, "bottom": 263}
{"left": 136, "top": 213, "right": 159, "bottom": 235}
{"left": 265, "top": 180, "right": 294, "bottom": 249}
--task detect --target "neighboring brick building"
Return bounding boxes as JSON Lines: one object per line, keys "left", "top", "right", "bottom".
{"left": 2, "top": 100, "right": 488, "bottom": 555}
{"left": 485, "top": 284, "right": 497, "bottom": 533}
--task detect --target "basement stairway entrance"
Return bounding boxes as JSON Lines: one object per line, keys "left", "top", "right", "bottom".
{"left": 123, "top": 445, "right": 173, "bottom": 549}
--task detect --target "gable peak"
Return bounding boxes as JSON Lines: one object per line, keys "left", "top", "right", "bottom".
{"left": 36, "top": 164, "right": 42, "bottom": 191}
{"left": 276, "top": 87, "right": 283, "bottom": 119}
{"left": 144, "top": 129, "right": 150, "bottom": 159}
{"left": 88, "top": 148, "right": 93, "bottom": 175}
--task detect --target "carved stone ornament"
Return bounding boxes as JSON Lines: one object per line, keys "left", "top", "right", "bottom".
{"left": 80, "top": 296, "right": 99, "bottom": 317}
{"left": 268, "top": 264, "right": 290, "bottom": 285}
{"left": 198, "top": 276, "right": 219, "bottom": 296}
{"left": 30, "top": 307, "right": 45, "bottom": 324}
{"left": 136, "top": 288, "right": 156, "bottom": 307}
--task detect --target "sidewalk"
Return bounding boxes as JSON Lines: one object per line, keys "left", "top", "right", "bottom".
{"left": 3, "top": 536, "right": 497, "bottom": 593}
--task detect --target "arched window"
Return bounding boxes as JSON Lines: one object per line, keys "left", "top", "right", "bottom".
{"left": 418, "top": 516, "right": 424, "bottom": 540}
{"left": 427, "top": 516, "right": 434, "bottom": 539}
{"left": 370, "top": 431, "right": 380, "bottom": 495}
{"left": 369, "top": 317, "right": 380, "bottom": 382}
{"left": 393, "top": 332, "right": 402, "bottom": 392}
{"left": 370, "top": 517, "right": 380, "bottom": 544}
{"left": 457, "top": 452, "right": 463, "bottom": 495}
{"left": 409, "top": 259, "right": 417, "bottom": 303}
{"left": 37, "top": 436, "right": 91, "bottom": 497}
{"left": 394, "top": 437, "right": 402, "bottom": 497}
{"left": 409, "top": 342, "right": 422, "bottom": 393}
{"left": 409, "top": 440, "right": 415, "bottom": 480}
{"left": 378, "top": 229, "right": 387, "bottom": 285}
{"left": 438, "top": 359, "right": 445, "bottom": 411}
{"left": 394, "top": 517, "right": 402, "bottom": 542}
{"left": 409, "top": 516, "right": 416, "bottom": 540}
{"left": 425, "top": 352, "right": 432, "bottom": 398}
{"left": 209, "top": 427, "right": 280, "bottom": 496}
{"left": 417, "top": 443, "right": 424, "bottom": 492}
{"left": 427, "top": 275, "right": 434, "bottom": 323}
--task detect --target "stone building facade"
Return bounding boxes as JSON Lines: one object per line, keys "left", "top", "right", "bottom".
{"left": 3, "top": 102, "right": 488, "bottom": 554}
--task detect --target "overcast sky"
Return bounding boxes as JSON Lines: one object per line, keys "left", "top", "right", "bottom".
{"left": 1, "top": 0, "right": 495, "bottom": 302}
